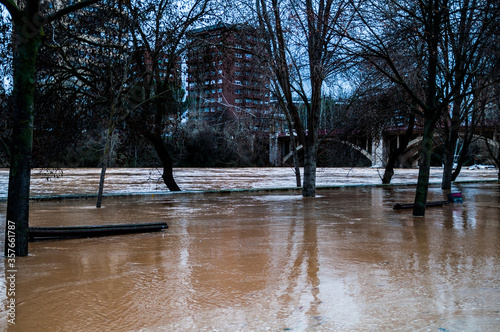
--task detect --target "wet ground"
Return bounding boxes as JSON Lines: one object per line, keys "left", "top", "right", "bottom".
{"left": 0, "top": 168, "right": 499, "bottom": 331}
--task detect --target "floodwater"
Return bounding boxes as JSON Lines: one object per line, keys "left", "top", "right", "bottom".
{"left": 0, "top": 166, "right": 498, "bottom": 198}
{"left": 0, "top": 168, "right": 499, "bottom": 331}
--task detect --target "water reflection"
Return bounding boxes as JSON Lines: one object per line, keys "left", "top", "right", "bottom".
{"left": 0, "top": 183, "right": 499, "bottom": 331}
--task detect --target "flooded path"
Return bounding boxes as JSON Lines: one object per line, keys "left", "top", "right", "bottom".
{"left": 0, "top": 168, "right": 499, "bottom": 331}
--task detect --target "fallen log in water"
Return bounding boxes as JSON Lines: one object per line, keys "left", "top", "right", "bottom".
{"left": 393, "top": 201, "right": 450, "bottom": 210}
{"left": 28, "top": 222, "right": 168, "bottom": 241}
{"left": 393, "top": 192, "right": 463, "bottom": 210}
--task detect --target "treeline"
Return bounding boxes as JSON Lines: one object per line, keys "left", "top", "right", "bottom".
{"left": 0, "top": 105, "right": 271, "bottom": 169}
{"left": 0, "top": 0, "right": 272, "bottom": 170}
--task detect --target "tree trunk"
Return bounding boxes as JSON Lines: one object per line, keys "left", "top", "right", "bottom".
{"left": 5, "top": 21, "right": 42, "bottom": 257}
{"left": 382, "top": 114, "right": 415, "bottom": 184}
{"left": 302, "top": 140, "right": 317, "bottom": 197}
{"left": 412, "top": 0, "right": 444, "bottom": 216}
{"left": 381, "top": 157, "right": 396, "bottom": 184}
{"left": 412, "top": 119, "right": 435, "bottom": 216}
{"left": 146, "top": 133, "right": 181, "bottom": 191}
{"left": 96, "top": 119, "right": 116, "bottom": 208}
{"left": 284, "top": 109, "right": 301, "bottom": 187}
{"left": 442, "top": 100, "right": 461, "bottom": 189}
{"left": 293, "top": 149, "right": 301, "bottom": 188}
{"left": 441, "top": 137, "right": 457, "bottom": 189}
{"left": 96, "top": 166, "right": 107, "bottom": 208}
{"left": 451, "top": 129, "right": 473, "bottom": 181}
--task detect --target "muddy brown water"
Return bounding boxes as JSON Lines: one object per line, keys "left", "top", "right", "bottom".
{"left": 0, "top": 168, "right": 499, "bottom": 331}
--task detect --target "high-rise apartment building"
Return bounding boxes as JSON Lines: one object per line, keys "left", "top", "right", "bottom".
{"left": 186, "top": 23, "right": 271, "bottom": 130}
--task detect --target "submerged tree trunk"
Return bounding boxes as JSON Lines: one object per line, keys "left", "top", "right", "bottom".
{"left": 452, "top": 94, "right": 483, "bottom": 182}
{"left": 5, "top": 20, "right": 42, "bottom": 257}
{"left": 146, "top": 133, "right": 181, "bottom": 191}
{"left": 302, "top": 140, "right": 317, "bottom": 197}
{"left": 96, "top": 166, "right": 107, "bottom": 208}
{"left": 441, "top": 137, "right": 458, "bottom": 189}
{"left": 291, "top": 138, "right": 301, "bottom": 188}
{"left": 382, "top": 114, "right": 415, "bottom": 184}
{"left": 96, "top": 132, "right": 112, "bottom": 208}
{"left": 412, "top": 119, "right": 436, "bottom": 216}
{"left": 442, "top": 99, "right": 462, "bottom": 189}
{"left": 284, "top": 109, "right": 301, "bottom": 187}
{"left": 96, "top": 117, "right": 116, "bottom": 208}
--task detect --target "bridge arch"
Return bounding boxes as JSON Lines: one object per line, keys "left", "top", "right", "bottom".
{"left": 281, "top": 139, "right": 372, "bottom": 165}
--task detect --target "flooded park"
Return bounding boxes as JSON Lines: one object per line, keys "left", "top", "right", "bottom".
{"left": 0, "top": 167, "right": 499, "bottom": 331}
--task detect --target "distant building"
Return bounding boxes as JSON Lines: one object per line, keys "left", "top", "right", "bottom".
{"left": 186, "top": 23, "right": 272, "bottom": 130}
{"left": 131, "top": 47, "right": 182, "bottom": 87}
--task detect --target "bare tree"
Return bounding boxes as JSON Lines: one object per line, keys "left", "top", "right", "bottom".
{"left": 256, "top": 0, "right": 352, "bottom": 197}
{"left": 440, "top": 0, "right": 500, "bottom": 189}
{"left": 480, "top": 79, "right": 500, "bottom": 179}
{"left": 1, "top": 0, "right": 102, "bottom": 256}
{"left": 35, "top": 0, "right": 133, "bottom": 207}
{"left": 343, "top": 0, "right": 498, "bottom": 216}
{"left": 124, "top": 0, "right": 215, "bottom": 191}
{"left": 345, "top": 72, "right": 419, "bottom": 183}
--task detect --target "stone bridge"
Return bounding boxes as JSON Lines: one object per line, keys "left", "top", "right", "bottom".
{"left": 269, "top": 127, "right": 499, "bottom": 167}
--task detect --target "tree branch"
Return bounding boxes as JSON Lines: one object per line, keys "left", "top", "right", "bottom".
{"left": 45, "top": 0, "right": 101, "bottom": 23}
